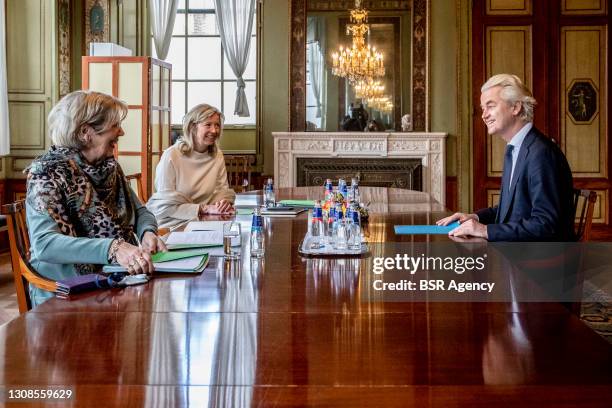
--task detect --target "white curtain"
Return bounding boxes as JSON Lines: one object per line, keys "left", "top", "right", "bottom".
{"left": 308, "top": 43, "right": 323, "bottom": 118}
{"left": 149, "top": 0, "right": 178, "bottom": 60}
{"left": 214, "top": 0, "right": 256, "bottom": 117}
{"left": 0, "top": 0, "right": 10, "bottom": 155}
{"left": 307, "top": 16, "right": 326, "bottom": 127}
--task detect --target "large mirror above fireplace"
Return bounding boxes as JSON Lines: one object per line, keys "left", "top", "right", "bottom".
{"left": 290, "top": 0, "right": 430, "bottom": 132}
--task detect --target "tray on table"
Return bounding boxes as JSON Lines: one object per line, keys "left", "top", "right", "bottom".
{"left": 298, "top": 237, "right": 370, "bottom": 258}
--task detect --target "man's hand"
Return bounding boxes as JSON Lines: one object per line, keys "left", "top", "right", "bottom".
{"left": 448, "top": 219, "right": 488, "bottom": 239}
{"left": 436, "top": 212, "right": 479, "bottom": 226}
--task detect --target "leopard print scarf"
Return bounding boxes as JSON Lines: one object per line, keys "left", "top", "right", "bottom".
{"left": 26, "top": 146, "right": 137, "bottom": 274}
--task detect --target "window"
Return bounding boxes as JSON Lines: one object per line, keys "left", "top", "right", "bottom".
{"left": 153, "top": 0, "right": 257, "bottom": 126}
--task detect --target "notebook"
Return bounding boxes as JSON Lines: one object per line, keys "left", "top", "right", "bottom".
{"left": 394, "top": 221, "right": 460, "bottom": 235}
{"left": 261, "top": 207, "right": 307, "bottom": 217}
{"left": 277, "top": 199, "right": 316, "bottom": 208}
{"left": 56, "top": 274, "right": 110, "bottom": 298}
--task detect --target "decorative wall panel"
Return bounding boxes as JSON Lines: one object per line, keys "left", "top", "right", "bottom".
{"left": 485, "top": 26, "right": 532, "bottom": 177}
{"left": 487, "top": 190, "right": 500, "bottom": 208}
{"left": 7, "top": 0, "right": 44, "bottom": 93}
{"left": 562, "top": 0, "right": 606, "bottom": 15}
{"left": 592, "top": 190, "right": 608, "bottom": 224}
{"left": 486, "top": 0, "right": 531, "bottom": 15}
{"left": 8, "top": 102, "right": 45, "bottom": 150}
{"left": 560, "top": 26, "right": 607, "bottom": 177}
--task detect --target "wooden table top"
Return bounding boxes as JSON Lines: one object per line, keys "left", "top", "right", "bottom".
{"left": 1, "top": 187, "right": 611, "bottom": 407}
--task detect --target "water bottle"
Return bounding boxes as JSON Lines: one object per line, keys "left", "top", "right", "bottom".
{"left": 350, "top": 177, "right": 360, "bottom": 204}
{"left": 338, "top": 178, "right": 348, "bottom": 200}
{"left": 324, "top": 178, "right": 333, "bottom": 203}
{"left": 348, "top": 204, "right": 362, "bottom": 250}
{"left": 332, "top": 202, "right": 349, "bottom": 250}
{"left": 264, "top": 178, "right": 275, "bottom": 208}
{"left": 250, "top": 207, "right": 265, "bottom": 258}
{"left": 309, "top": 200, "right": 324, "bottom": 249}
{"left": 325, "top": 204, "right": 336, "bottom": 243}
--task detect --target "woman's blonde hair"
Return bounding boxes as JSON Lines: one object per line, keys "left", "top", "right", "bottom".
{"left": 481, "top": 74, "right": 537, "bottom": 122}
{"left": 178, "top": 104, "right": 224, "bottom": 155}
{"left": 48, "top": 90, "right": 128, "bottom": 149}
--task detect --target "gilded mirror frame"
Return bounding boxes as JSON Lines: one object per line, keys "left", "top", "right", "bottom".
{"left": 289, "top": 0, "right": 429, "bottom": 131}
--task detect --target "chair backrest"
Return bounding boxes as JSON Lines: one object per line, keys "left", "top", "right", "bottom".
{"left": 1, "top": 200, "right": 57, "bottom": 313}
{"left": 125, "top": 172, "right": 147, "bottom": 203}
{"left": 573, "top": 189, "right": 597, "bottom": 242}
{"left": 224, "top": 155, "right": 251, "bottom": 193}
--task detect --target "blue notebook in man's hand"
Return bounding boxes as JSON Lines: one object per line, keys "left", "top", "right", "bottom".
{"left": 394, "top": 221, "right": 460, "bottom": 235}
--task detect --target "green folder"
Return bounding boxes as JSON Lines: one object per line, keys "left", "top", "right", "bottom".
{"left": 236, "top": 208, "right": 254, "bottom": 215}
{"left": 278, "top": 199, "right": 316, "bottom": 208}
{"left": 152, "top": 249, "right": 209, "bottom": 263}
{"left": 103, "top": 251, "right": 209, "bottom": 273}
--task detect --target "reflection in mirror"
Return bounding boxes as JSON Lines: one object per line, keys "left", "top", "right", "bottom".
{"left": 305, "top": 1, "right": 411, "bottom": 132}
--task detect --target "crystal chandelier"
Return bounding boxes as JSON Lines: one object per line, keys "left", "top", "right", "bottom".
{"left": 331, "top": 0, "right": 385, "bottom": 84}
{"left": 354, "top": 78, "right": 385, "bottom": 101}
{"left": 368, "top": 95, "right": 393, "bottom": 113}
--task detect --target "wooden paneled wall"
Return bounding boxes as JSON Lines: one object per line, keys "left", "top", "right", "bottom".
{"left": 473, "top": 0, "right": 610, "bottom": 225}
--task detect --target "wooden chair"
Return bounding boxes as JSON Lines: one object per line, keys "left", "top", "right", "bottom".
{"left": 573, "top": 189, "right": 597, "bottom": 242}
{"left": 1, "top": 200, "right": 57, "bottom": 313}
{"left": 125, "top": 173, "right": 147, "bottom": 203}
{"left": 224, "top": 155, "right": 252, "bottom": 193}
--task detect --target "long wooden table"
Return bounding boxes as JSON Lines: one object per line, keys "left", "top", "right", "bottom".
{"left": 1, "top": 187, "right": 611, "bottom": 407}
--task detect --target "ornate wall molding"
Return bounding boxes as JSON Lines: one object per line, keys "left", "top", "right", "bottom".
{"left": 411, "top": 0, "right": 428, "bottom": 131}
{"left": 273, "top": 131, "right": 447, "bottom": 203}
{"left": 58, "top": 0, "right": 71, "bottom": 98}
{"left": 289, "top": 0, "right": 306, "bottom": 131}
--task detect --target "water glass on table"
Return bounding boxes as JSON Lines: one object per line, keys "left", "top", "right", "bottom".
{"left": 223, "top": 221, "right": 242, "bottom": 259}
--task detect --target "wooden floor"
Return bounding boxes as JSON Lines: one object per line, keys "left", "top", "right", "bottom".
{"left": 0, "top": 253, "right": 19, "bottom": 326}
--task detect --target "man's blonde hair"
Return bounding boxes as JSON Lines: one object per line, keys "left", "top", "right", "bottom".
{"left": 481, "top": 74, "right": 537, "bottom": 122}
{"left": 178, "top": 104, "right": 224, "bottom": 155}
{"left": 48, "top": 90, "right": 127, "bottom": 149}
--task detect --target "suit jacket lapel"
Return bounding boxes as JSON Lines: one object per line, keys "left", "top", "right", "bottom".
{"left": 499, "top": 129, "right": 536, "bottom": 222}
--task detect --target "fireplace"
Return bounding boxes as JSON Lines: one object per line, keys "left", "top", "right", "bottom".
{"left": 296, "top": 157, "right": 422, "bottom": 190}
{"left": 273, "top": 131, "right": 447, "bottom": 204}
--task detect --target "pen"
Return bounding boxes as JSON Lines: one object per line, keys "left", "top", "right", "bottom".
{"left": 133, "top": 232, "right": 142, "bottom": 248}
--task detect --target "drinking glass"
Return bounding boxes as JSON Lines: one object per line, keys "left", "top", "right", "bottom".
{"left": 223, "top": 222, "right": 242, "bottom": 259}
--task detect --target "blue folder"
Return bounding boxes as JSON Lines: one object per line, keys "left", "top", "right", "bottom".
{"left": 394, "top": 221, "right": 460, "bottom": 235}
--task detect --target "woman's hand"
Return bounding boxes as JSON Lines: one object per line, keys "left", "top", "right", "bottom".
{"left": 199, "top": 200, "right": 235, "bottom": 216}
{"left": 115, "top": 241, "right": 154, "bottom": 275}
{"left": 141, "top": 231, "right": 167, "bottom": 254}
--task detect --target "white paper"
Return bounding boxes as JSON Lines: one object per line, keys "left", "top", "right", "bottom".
{"left": 166, "top": 231, "right": 224, "bottom": 245}
{"left": 184, "top": 221, "right": 227, "bottom": 232}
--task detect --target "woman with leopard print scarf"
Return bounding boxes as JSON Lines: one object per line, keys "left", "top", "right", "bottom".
{"left": 24, "top": 90, "right": 166, "bottom": 306}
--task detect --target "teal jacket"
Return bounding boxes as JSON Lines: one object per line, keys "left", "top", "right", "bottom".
{"left": 26, "top": 188, "right": 157, "bottom": 306}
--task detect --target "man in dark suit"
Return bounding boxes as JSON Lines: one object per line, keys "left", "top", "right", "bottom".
{"left": 437, "top": 74, "right": 575, "bottom": 241}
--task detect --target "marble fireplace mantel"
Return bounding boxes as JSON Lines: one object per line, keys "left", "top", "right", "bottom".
{"left": 272, "top": 132, "right": 447, "bottom": 204}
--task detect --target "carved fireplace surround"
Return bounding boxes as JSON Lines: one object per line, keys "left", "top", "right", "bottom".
{"left": 273, "top": 132, "right": 447, "bottom": 204}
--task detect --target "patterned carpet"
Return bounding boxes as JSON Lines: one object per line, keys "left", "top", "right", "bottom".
{"left": 0, "top": 253, "right": 19, "bottom": 326}
{"left": 581, "top": 302, "right": 612, "bottom": 343}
